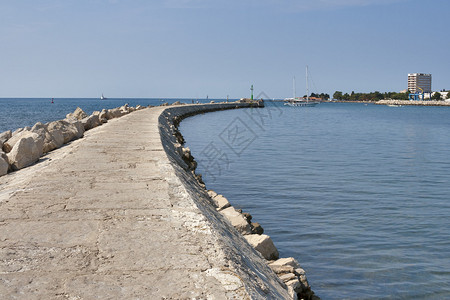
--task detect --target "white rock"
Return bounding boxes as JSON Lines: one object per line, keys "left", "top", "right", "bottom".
{"left": 279, "top": 273, "right": 297, "bottom": 282}
{"left": 244, "top": 234, "right": 279, "bottom": 260}
{"left": 285, "top": 279, "right": 301, "bottom": 292}
{"left": 219, "top": 206, "right": 252, "bottom": 234}
{"left": 7, "top": 133, "right": 44, "bottom": 170}
{"left": 66, "top": 107, "right": 88, "bottom": 120}
{"left": 12, "top": 127, "right": 30, "bottom": 136}
{"left": 65, "top": 119, "right": 85, "bottom": 139}
{"left": 31, "top": 122, "right": 55, "bottom": 153}
{"left": 107, "top": 108, "right": 124, "bottom": 119}
{"left": 294, "top": 268, "right": 306, "bottom": 276}
{"left": 207, "top": 190, "right": 218, "bottom": 198}
{"left": 288, "top": 286, "right": 298, "bottom": 300}
{"left": 47, "top": 120, "right": 83, "bottom": 144}
{"left": 81, "top": 114, "right": 101, "bottom": 130}
{"left": 213, "top": 194, "right": 231, "bottom": 211}
{"left": 96, "top": 109, "right": 107, "bottom": 123}
{"left": 269, "top": 257, "right": 301, "bottom": 269}
{"left": 3, "top": 130, "right": 37, "bottom": 153}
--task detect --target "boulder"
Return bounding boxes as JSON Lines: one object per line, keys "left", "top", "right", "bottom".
{"left": 250, "top": 222, "right": 264, "bottom": 235}
{"left": 12, "top": 127, "right": 30, "bottom": 136}
{"left": 66, "top": 119, "right": 85, "bottom": 138}
{"left": 47, "top": 120, "right": 83, "bottom": 144}
{"left": 98, "top": 109, "right": 108, "bottom": 123}
{"left": 219, "top": 207, "right": 252, "bottom": 235}
{"left": 279, "top": 273, "right": 297, "bottom": 283}
{"left": 269, "top": 257, "right": 301, "bottom": 269}
{"left": 212, "top": 194, "right": 231, "bottom": 211}
{"left": 66, "top": 107, "right": 88, "bottom": 120}
{"left": 285, "top": 279, "right": 301, "bottom": 295}
{"left": 0, "top": 153, "right": 8, "bottom": 176}
{"left": 207, "top": 190, "right": 218, "bottom": 198}
{"left": 7, "top": 133, "right": 44, "bottom": 170}
{"left": 30, "top": 122, "right": 58, "bottom": 153}
{"left": 0, "top": 130, "right": 12, "bottom": 151}
{"left": 3, "top": 130, "right": 37, "bottom": 153}
{"left": 244, "top": 234, "right": 279, "bottom": 260}
{"left": 269, "top": 265, "right": 295, "bottom": 275}
{"left": 107, "top": 108, "right": 124, "bottom": 119}
{"left": 81, "top": 114, "right": 101, "bottom": 130}
{"left": 119, "top": 105, "right": 129, "bottom": 115}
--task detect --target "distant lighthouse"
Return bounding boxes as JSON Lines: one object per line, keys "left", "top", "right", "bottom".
{"left": 251, "top": 85, "right": 254, "bottom": 100}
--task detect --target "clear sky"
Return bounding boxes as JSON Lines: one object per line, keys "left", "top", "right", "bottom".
{"left": 1, "top": 0, "right": 449, "bottom": 99}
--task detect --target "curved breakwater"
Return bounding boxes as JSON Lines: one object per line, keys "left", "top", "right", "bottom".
{"left": 159, "top": 102, "right": 318, "bottom": 300}
{"left": 1, "top": 101, "right": 318, "bottom": 299}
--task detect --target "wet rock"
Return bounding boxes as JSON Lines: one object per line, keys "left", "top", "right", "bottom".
{"left": 242, "top": 212, "right": 252, "bottom": 222}
{"left": 244, "top": 234, "right": 279, "bottom": 260}
{"left": 250, "top": 222, "right": 264, "bottom": 235}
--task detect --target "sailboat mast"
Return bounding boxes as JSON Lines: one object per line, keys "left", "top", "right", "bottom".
{"left": 306, "top": 65, "right": 309, "bottom": 102}
{"left": 293, "top": 76, "right": 296, "bottom": 99}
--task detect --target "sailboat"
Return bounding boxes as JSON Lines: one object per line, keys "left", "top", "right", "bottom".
{"left": 101, "top": 93, "right": 107, "bottom": 100}
{"left": 284, "top": 66, "right": 319, "bottom": 107}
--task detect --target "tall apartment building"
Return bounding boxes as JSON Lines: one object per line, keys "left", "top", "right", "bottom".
{"left": 408, "top": 73, "right": 432, "bottom": 93}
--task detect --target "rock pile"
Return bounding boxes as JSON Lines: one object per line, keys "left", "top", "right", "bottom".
{"left": 206, "top": 191, "right": 317, "bottom": 300}
{"left": 0, "top": 104, "right": 149, "bottom": 177}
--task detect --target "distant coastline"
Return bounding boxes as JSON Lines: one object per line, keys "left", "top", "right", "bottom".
{"left": 328, "top": 100, "right": 450, "bottom": 106}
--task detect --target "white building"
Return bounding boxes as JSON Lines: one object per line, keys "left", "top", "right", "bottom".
{"left": 408, "top": 73, "right": 432, "bottom": 93}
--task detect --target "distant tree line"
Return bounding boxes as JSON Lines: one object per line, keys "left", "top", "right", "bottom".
{"left": 303, "top": 93, "right": 330, "bottom": 100}
{"left": 332, "top": 91, "right": 410, "bottom": 101}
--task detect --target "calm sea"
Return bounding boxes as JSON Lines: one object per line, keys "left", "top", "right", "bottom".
{"left": 179, "top": 102, "right": 450, "bottom": 299}
{"left": 0, "top": 98, "right": 213, "bottom": 133}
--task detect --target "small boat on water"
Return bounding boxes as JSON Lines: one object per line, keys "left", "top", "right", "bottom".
{"left": 387, "top": 104, "right": 403, "bottom": 107}
{"left": 101, "top": 93, "right": 107, "bottom": 100}
{"left": 284, "top": 66, "right": 320, "bottom": 107}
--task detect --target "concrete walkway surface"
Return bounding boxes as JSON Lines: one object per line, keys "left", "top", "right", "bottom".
{"left": 0, "top": 105, "right": 290, "bottom": 299}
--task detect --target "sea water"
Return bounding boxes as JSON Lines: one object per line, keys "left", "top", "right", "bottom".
{"left": 179, "top": 102, "right": 450, "bottom": 299}
{"left": 0, "top": 98, "right": 212, "bottom": 133}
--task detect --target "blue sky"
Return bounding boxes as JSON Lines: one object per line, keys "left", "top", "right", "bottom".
{"left": 1, "top": 0, "right": 449, "bottom": 98}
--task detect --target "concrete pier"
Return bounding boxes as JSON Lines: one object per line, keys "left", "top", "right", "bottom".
{"left": 0, "top": 103, "right": 292, "bottom": 299}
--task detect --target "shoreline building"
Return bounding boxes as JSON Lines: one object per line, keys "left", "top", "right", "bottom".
{"left": 408, "top": 73, "right": 432, "bottom": 100}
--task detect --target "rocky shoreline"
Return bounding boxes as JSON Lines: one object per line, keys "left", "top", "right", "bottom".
{"left": 159, "top": 103, "right": 319, "bottom": 300}
{"left": 375, "top": 99, "right": 450, "bottom": 106}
